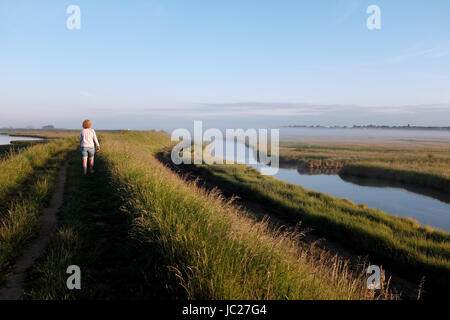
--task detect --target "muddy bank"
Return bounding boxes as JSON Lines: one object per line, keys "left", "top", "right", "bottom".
{"left": 339, "top": 164, "right": 450, "bottom": 194}
{"left": 279, "top": 155, "right": 450, "bottom": 195}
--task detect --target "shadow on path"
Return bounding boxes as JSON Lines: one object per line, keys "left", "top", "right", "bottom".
{"left": 24, "top": 151, "right": 170, "bottom": 299}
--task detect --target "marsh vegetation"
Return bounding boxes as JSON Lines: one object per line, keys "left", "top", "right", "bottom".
{"left": 2, "top": 130, "right": 448, "bottom": 300}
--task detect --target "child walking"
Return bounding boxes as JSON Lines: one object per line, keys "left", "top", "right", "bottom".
{"left": 79, "top": 120, "right": 100, "bottom": 175}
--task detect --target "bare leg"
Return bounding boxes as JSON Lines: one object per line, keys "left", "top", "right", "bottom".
{"left": 89, "top": 157, "right": 95, "bottom": 173}
{"left": 82, "top": 157, "right": 88, "bottom": 175}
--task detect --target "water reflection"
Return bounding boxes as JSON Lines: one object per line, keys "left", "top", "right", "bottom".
{"left": 339, "top": 174, "right": 450, "bottom": 205}
{"left": 211, "top": 140, "right": 450, "bottom": 232}
{"left": 0, "top": 134, "right": 43, "bottom": 145}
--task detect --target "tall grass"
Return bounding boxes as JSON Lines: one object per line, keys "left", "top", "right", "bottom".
{"left": 95, "top": 132, "right": 393, "bottom": 299}
{"left": 0, "top": 140, "right": 69, "bottom": 199}
{"left": 26, "top": 151, "right": 133, "bottom": 300}
{"left": 183, "top": 162, "right": 449, "bottom": 297}
{"left": 0, "top": 138, "right": 75, "bottom": 283}
{"left": 0, "top": 141, "right": 45, "bottom": 160}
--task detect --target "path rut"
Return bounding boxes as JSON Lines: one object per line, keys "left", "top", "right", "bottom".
{"left": 0, "top": 162, "right": 68, "bottom": 300}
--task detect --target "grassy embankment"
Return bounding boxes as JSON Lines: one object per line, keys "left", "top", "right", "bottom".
{"left": 0, "top": 138, "right": 76, "bottom": 284}
{"left": 0, "top": 141, "right": 47, "bottom": 160}
{"left": 164, "top": 155, "right": 449, "bottom": 297}
{"left": 26, "top": 131, "right": 393, "bottom": 300}
{"left": 277, "top": 141, "right": 450, "bottom": 192}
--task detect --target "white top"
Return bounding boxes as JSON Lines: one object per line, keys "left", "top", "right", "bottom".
{"left": 79, "top": 128, "right": 100, "bottom": 148}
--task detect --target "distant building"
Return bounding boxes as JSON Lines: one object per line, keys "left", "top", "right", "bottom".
{"left": 42, "top": 125, "right": 55, "bottom": 129}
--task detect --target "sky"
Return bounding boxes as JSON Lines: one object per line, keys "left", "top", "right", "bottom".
{"left": 0, "top": 0, "right": 449, "bottom": 130}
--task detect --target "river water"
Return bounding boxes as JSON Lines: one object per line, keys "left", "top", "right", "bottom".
{"left": 0, "top": 134, "right": 43, "bottom": 145}
{"left": 211, "top": 140, "right": 450, "bottom": 232}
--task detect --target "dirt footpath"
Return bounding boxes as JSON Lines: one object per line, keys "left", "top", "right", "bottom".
{"left": 0, "top": 162, "right": 68, "bottom": 300}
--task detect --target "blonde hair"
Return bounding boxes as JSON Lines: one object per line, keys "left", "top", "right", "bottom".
{"left": 82, "top": 120, "right": 92, "bottom": 129}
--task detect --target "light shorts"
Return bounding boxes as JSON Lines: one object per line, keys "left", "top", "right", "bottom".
{"left": 80, "top": 146, "right": 95, "bottom": 158}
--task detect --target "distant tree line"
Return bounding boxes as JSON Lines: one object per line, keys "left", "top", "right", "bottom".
{"left": 285, "top": 125, "right": 450, "bottom": 130}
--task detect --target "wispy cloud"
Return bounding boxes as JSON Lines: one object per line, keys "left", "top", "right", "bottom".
{"left": 199, "top": 102, "right": 450, "bottom": 117}
{"left": 199, "top": 102, "right": 350, "bottom": 116}
{"left": 356, "top": 42, "right": 450, "bottom": 69}
{"left": 392, "top": 44, "right": 450, "bottom": 62}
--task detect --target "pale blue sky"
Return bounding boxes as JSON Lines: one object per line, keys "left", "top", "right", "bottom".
{"left": 1, "top": 0, "right": 449, "bottom": 129}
